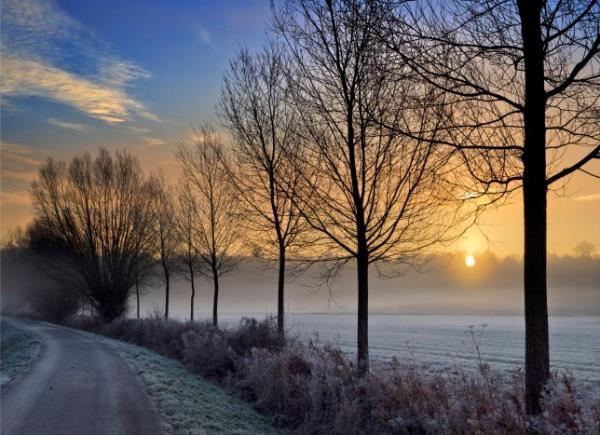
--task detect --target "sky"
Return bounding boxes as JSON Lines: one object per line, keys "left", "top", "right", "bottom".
{"left": 1, "top": 0, "right": 599, "bottom": 257}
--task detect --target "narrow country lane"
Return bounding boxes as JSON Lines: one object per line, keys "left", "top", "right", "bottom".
{"left": 1, "top": 319, "right": 163, "bottom": 435}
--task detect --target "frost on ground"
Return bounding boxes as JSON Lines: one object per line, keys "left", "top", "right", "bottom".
{"left": 92, "top": 334, "right": 280, "bottom": 435}
{"left": 69, "top": 316, "right": 600, "bottom": 434}
{"left": 0, "top": 319, "right": 39, "bottom": 386}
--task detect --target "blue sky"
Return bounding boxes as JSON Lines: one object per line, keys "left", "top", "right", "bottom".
{"left": 1, "top": 0, "right": 599, "bottom": 255}
{"left": 2, "top": 0, "right": 270, "bottom": 132}
{"left": 1, "top": 0, "right": 271, "bottom": 233}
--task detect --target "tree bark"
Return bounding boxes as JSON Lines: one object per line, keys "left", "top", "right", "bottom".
{"left": 212, "top": 269, "right": 219, "bottom": 326}
{"left": 277, "top": 244, "right": 286, "bottom": 338}
{"left": 135, "top": 275, "right": 140, "bottom": 320}
{"left": 190, "top": 267, "right": 195, "bottom": 323}
{"left": 356, "top": 248, "right": 369, "bottom": 375}
{"left": 518, "top": 0, "right": 550, "bottom": 415}
{"left": 164, "top": 272, "right": 170, "bottom": 320}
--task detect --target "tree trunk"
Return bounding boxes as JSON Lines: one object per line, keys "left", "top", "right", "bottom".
{"left": 518, "top": 0, "right": 550, "bottom": 415}
{"left": 135, "top": 276, "right": 140, "bottom": 320}
{"left": 277, "top": 244, "right": 286, "bottom": 338}
{"left": 345, "top": 92, "right": 369, "bottom": 375}
{"left": 164, "top": 272, "right": 170, "bottom": 320}
{"left": 356, "top": 249, "right": 369, "bottom": 374}
{"left": 190, "top": 267, "right": 195, "bottom": 323}
{"left": 212, "top": 269, "right": 219, "bottom": 326}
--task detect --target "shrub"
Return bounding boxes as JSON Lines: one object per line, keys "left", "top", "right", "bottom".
{"left": 228, "top": 316, "right": 286, "bottom": 356}
{"left": 66, "top": 315, "right": 600, "bottom": 434}
{"left": 182, "top": 326, "right": 236, "bottom": 379}
{"left": 30, "top": 286, "right": 80, "bottom": 323}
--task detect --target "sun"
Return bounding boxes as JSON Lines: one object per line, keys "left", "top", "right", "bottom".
{"left": 465, "top": 255, "right": 476, "bottom": 267}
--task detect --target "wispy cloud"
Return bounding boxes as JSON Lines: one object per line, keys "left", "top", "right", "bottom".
{"left": 47, "top": 118, "right": 88, "bottom": 132}
{"left": 141, "top": 136, "right": 167, "bottom": 146}
{"left": 1, "top": 142, "right": 46, "bottom": 169}
{"left": 0, "top": 190, "right": 32, "bottom": 207}
{"left": 0, "top": 142, "right": 49, "bottom": 204}
{"left": 0, "top": 0, "right": 157, "bottom": 124}
{"left": 129, "top": 126, "right": 151, "bottom": 135}
{"left": 2, "top": 56, "right": 156, "bottom": 124}
{"left": 198, "top": 23, "right": 216, "bottom": 48}
{"left": 1, "top": 142, "right": 56, "bottom": 209}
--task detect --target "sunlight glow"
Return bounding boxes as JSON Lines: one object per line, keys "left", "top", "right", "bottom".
{"left": 465, "top": 255, "right": 476, "bottom": 267}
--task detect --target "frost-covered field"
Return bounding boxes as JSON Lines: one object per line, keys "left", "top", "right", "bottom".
{"left": 0, "top": 319, "right": 39, "bottom": 385}
{"left": 206, "top": 314, "right": 599, "bottom": 394}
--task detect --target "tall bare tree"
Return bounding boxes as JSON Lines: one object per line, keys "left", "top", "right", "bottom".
{"left": 30, "top": 148, "right": 155, "bottom": 321}
{"left": 132, "top": 253, "right": 155, "bottom": 319}
{"left": 174, "top": 180, "right": 202, "bottom": 322}
{"left": 274, "top": 0, "right": 471, "bottom": 373}
{"left": 177, "top": 126, "right": 241, "bottom": 326}
{"left": 149, "top": 173, "right": 179, "bottom": 320}
{"left": 219, "top": 44, "right": 306, "bottom": 337}
{"left": 376, "top": 0, "right": 600, "bottom": 413}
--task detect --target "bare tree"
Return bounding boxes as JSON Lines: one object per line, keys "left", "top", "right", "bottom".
{"left": 30, "top": 148, "right": 155, "bottom": 321}
{"left": 274, "top": 0, "right": 471, "bottom": 373}
{"left": 176, "top": 126, "right": 241, "bottom": 326}
{"left": 174, "top": 180, "right": 202, "bottom": 322}
{"left": 149, "top": 173, "right": 179, "bottom": 320}
{"left": 375, "top": 0, "right": 600, "bottom": 413}
{"left": 219, "top": 44, "right": 306, "bottom": 337}
{"left": 132, "top": 252, "right": 155, "bottom": 319}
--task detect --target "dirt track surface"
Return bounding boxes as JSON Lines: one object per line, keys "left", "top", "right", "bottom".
{"left": 1, "top": 319, "right": 163, "bottom": 435}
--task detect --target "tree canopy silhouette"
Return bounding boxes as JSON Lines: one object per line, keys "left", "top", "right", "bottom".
{"left": 220, "top": 44, "right": 307, "bottom": 337}
{"left": 274, "top": 0, "right": 473, "bottom": 372}
{"left": 30, "top": 148, "right": 155, "bottom": 321}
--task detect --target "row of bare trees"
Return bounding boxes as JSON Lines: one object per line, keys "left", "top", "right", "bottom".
{"left": 28, "top": 0, "right": 598, "bottom": 416}
{"left": 28, "top": 144, "right": 241, "bottom": 327}
{"left": 264, "top": 0, "right": 598, "bottom": 414}
{"left": 176, "top": 129, "right": 241, "bottom": 326}
{"left": 215, "top": 0, "right": 599, "bottom": 414}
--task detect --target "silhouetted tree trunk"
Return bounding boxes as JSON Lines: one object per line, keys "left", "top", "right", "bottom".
{"left": 350, "top": 111, "right": 370, "bottom": 373}
{"left": 132, "top": 253, "right": 154, "bottom": 321}
{"left": 190, "top": 268, "right": 195, "bottom": 323}
{"left": 135, "top": 275, "right": 140, "bottom": 319}
{"left": 277, "top": 242, "right": 285, "bottom": 336}
{"left": 212, "top": 264, "right": 219, "bottom": 326}
{"left": 356, "top": 247, "right": 369, "bottom": 373}
{"left": 149, "top": 173, "right": 179, "bottom": 322}
{"left": 174, "top": 181, "right": 202, "bottom": 324}
{"left": 163, "top": 269, "right": 170, "bottom": 319}
{"left": 518, "top": 0, "right": 550, "bottom": 414}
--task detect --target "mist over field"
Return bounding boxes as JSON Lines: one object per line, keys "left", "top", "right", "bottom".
{"left": 3, "top": 251, "right": 597, "bottom": 317}
{"left": 140, "top": 253, "right": 600, "bottom": 318}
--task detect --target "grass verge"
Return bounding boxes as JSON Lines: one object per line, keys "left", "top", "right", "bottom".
{"left": 0, "top": 319, "right": 39, "bottom": 386}
{"left": 88, "top": 332, "right": 281, "bottom": 435}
